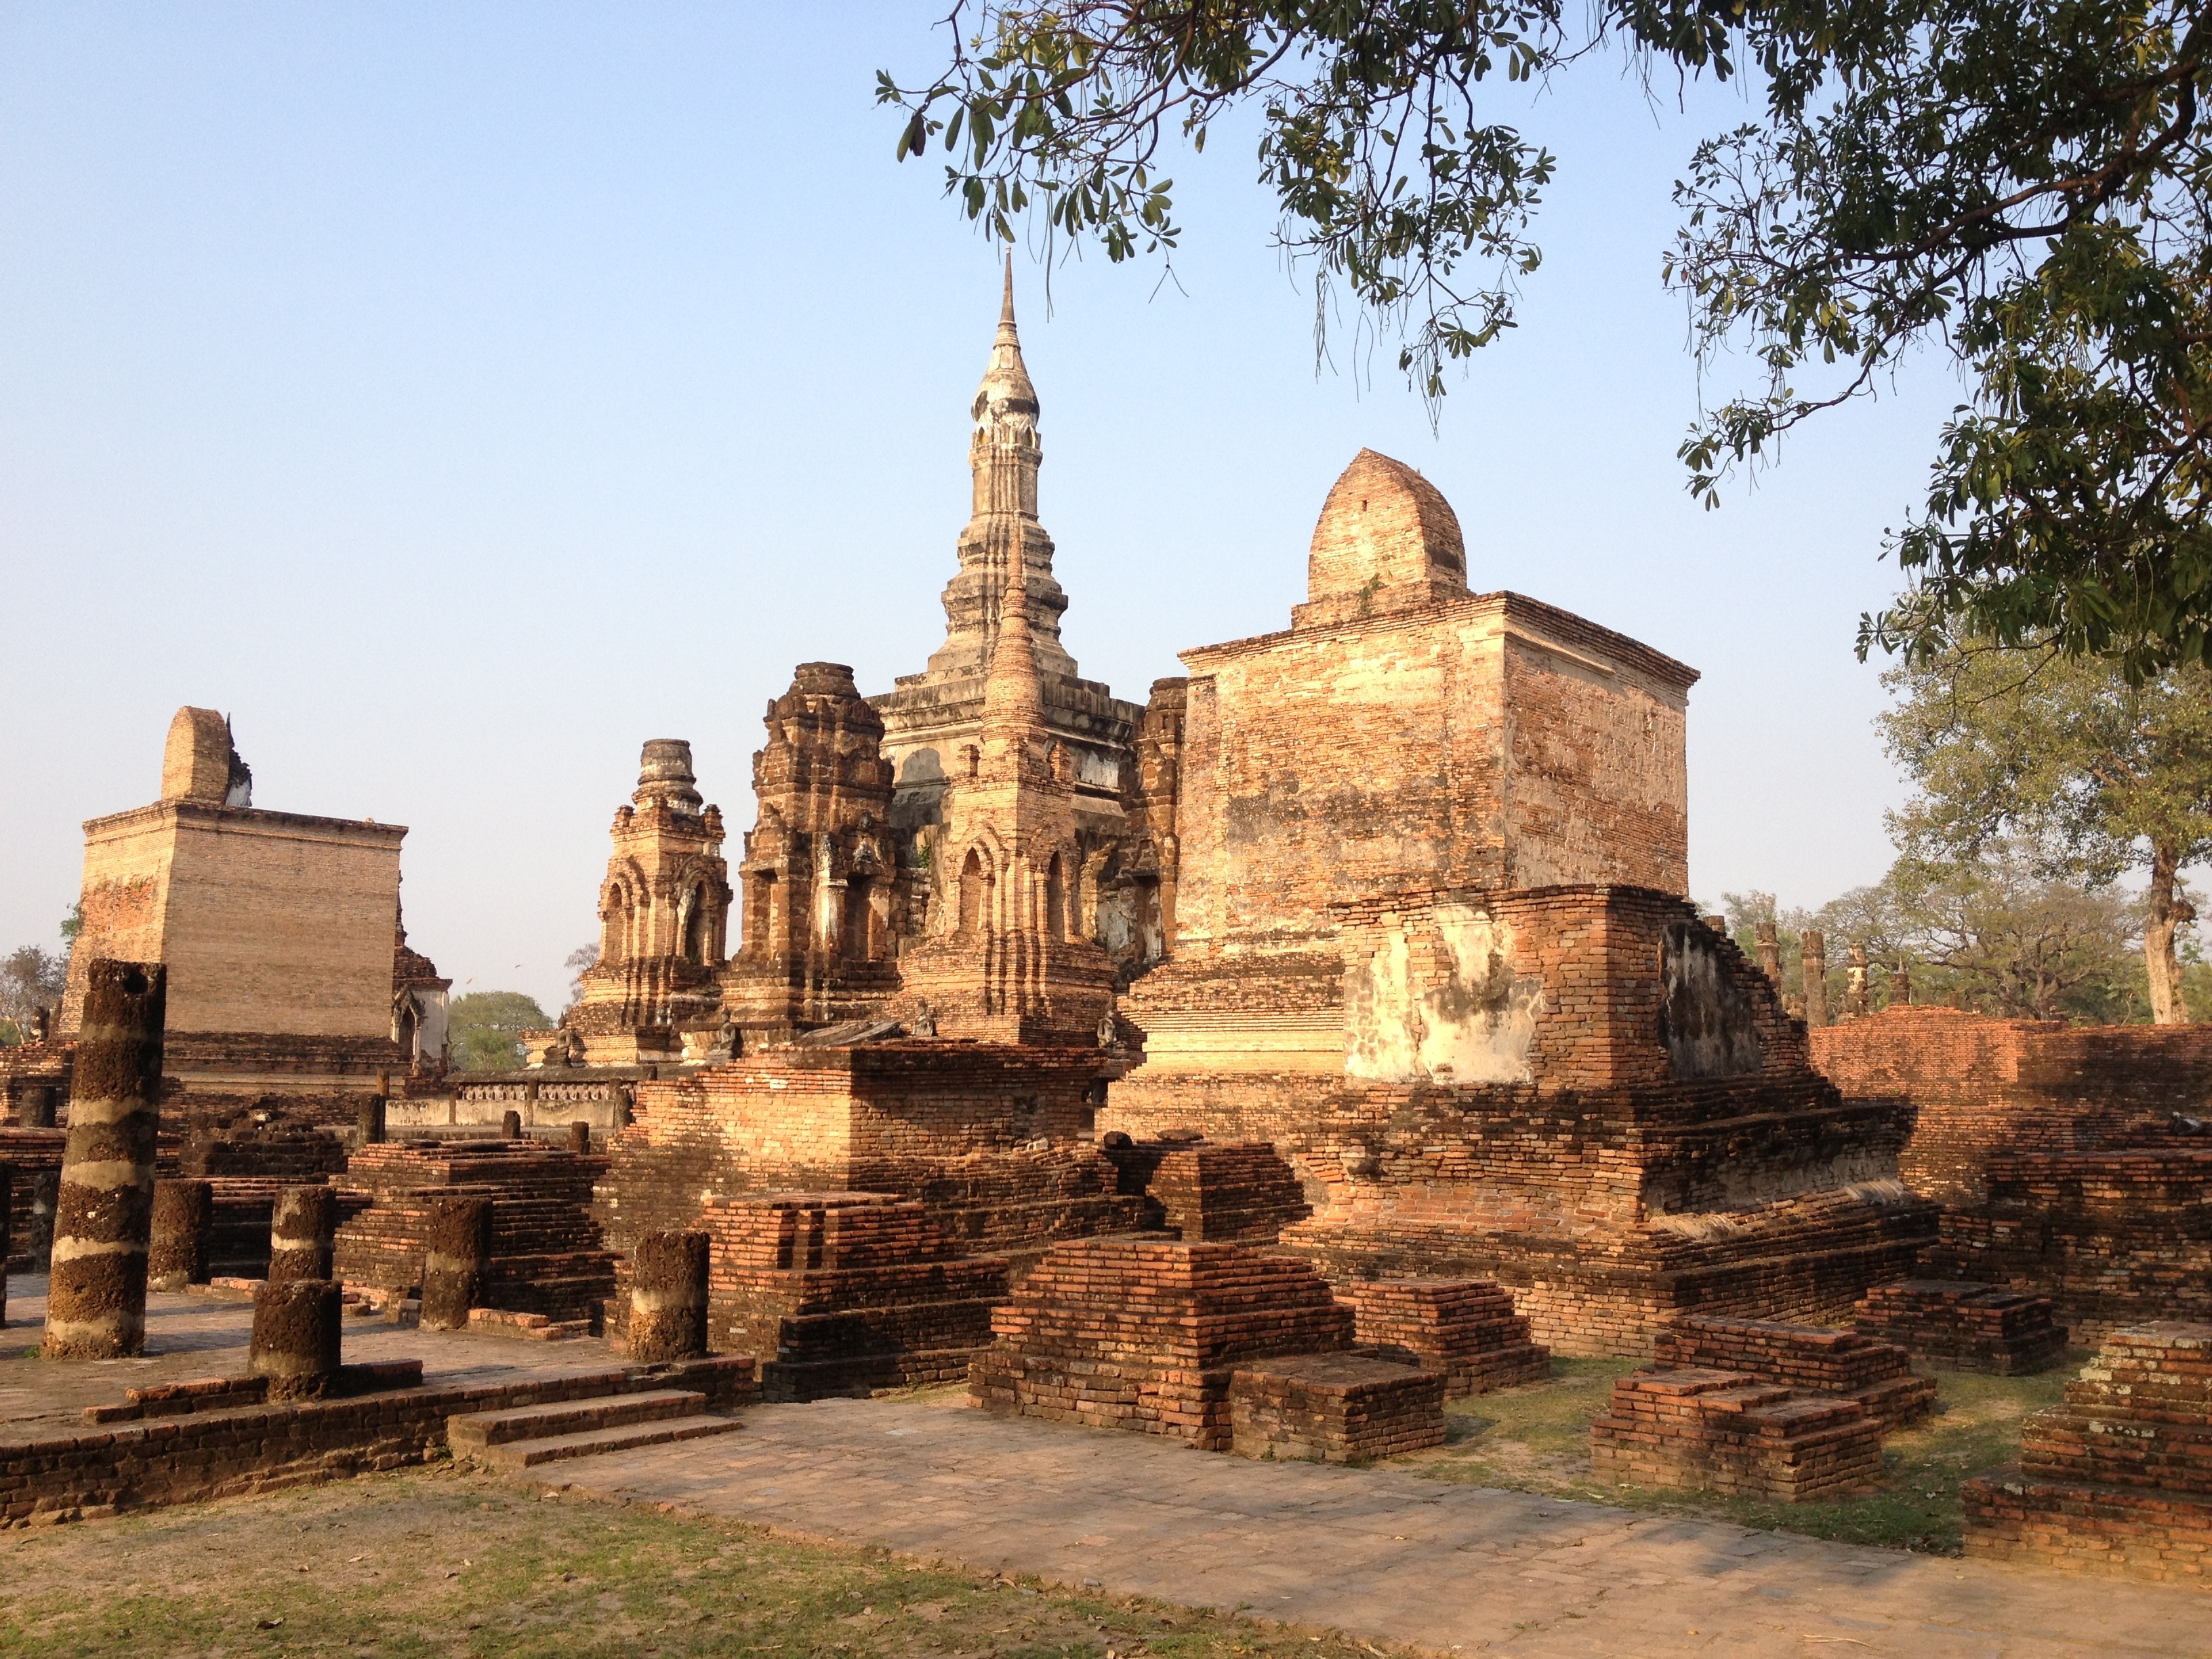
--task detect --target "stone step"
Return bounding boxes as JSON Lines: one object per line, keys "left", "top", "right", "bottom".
{"left": 472, "top": 1412, "right": 743, "bottom": 1471}
{"left": 448, "top": 1388, "right": 706, "bottom": 1451}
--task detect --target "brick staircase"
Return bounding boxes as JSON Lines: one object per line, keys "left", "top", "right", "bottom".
{"left": 448, "top": 1387, "right": 742, "bottom": 1472}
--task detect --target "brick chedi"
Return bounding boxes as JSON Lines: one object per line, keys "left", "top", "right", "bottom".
{"left": 893, "top": 556, "right": 1120, "bottom": 1044}
{"left": 1097, "top": 459, "right": 1934, "bottom": 1355}
{"left": 1964, "top": 1322, "right": 2212, "bottom": 1580}
{"left": 570, "top": 741, "right": 732, "bottom": 1063}
{"left": 867, "top": 261, "right": 1171, "bottom": 986}
{"left": 720, "top": 665, "right": 901, "bottom": 1040}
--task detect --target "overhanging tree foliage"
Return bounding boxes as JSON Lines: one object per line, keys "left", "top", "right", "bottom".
{"left": 882, "top": 1, "right": 2212, "bottom": 671}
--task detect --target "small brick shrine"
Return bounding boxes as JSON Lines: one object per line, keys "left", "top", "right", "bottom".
{"left": 1963, "top": 1322, "right": 2212, "bottom": 1582}
{"left": 1228, "top": 1353, "right": 1446, "bottom": 1464}
{"left": 1097, "top": 1136, "right": 1310, "bottom": 1243}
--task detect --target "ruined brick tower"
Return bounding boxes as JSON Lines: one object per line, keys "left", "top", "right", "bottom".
{"left": 571, "top": 740, "right": 731, "bottom": 1062}
{"left": 896, "top": 554, "right": 1121, "bottom": 1043}
{"left": 868, "top": 260, "right": 1164, "bottom": 980}
{"left": 720, "top": 663, "right": 901, "bottom": 1038}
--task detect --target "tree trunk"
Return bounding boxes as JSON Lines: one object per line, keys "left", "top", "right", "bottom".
{"left": 2145, "top": 840, "right": 2196, "bottom": 1025}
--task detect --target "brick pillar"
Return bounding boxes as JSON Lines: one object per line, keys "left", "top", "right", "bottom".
{"left": 22, "top": 1086, "right": 56, "bottom": 1130}
{"left": 43, "top": 960, "right": 165, "bottom": 1359}
{"left": 148, "top": 1179, "right": 213, "bottom": 1290}
{"left": 28, "top": 1170, "right": 58, "bottom": 1269}
{"left": 616, "top": 1085, "right": 635, "bottom": 1130}
{"left": 1801, "top": 930, "right": 1830, "bottom": 1028}
{"left": 1893, "top": 956, "right": 1913, "bottom": 1007}
{"left": 628, "top": 1230, "right": 709, "bottom": 1363}
{"left": 568, "top": 1121, "right": 592, "bottom": 1155}
{"left": 249, "top": 1277, "right": 342, "bottom": 1399}
{"left": 420, "top": 1195, "right": 492, "bottom": 1332}
{"left": 1753, "top": 921, "right": 1782, "bottom": 986}
{"left": 358, "top": 1073, "right": 388, "bottom": 1145}
{"left": 268, "top": 1185, "right": 336, "bottom": 1285}
{"left": 501, "top": 1109, "right": 523, "bottom": 1141}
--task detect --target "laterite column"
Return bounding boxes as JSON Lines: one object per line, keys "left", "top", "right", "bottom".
{"left": 501, "top": 1109, "right": 523, "bottom": 1140}
{"left": 357, "top": 1072, "right": 388, "bottom": 1145}
{"left": 148, "top": 1178, "right": 213, "bottom": 1290}
{"left": 419, "top": 1195, "right": 492, "bottom": 1332}
{"left": 43, "top": 960, "right": 164, "bottom": 1359}
{"left": 628, "top": 1230, "right": 709, "bottom": 1363}
{"left": 568, "top": 1121, "right": 591, "bottom": 1155}
{"left": 21, "top": 1086, "right": 56, "bottom": 1129}
{"left": 1801, "top": 929, "right": 1830, "bottom": 1028}
{"left": 268, "top": 1185, "right": 336, "bottom": 1284}
{"left": 249, "top": 1278, "right": 342, "bottom": 1399}
{"left": 28, "top": 1171, "right": 58, "bottom": 1269}
{"left": 0, "top": 1163, "right": 12, "bottom": 1326}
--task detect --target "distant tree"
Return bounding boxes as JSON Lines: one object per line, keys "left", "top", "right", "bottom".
{"left": 563, "top": 943, "right": 600, "bottom": 1012}
{"left": 1826, "top": 849, "right": 2146, "bottom": 1022}
{"left": 447, "top": 991, "right": 551, "bottom": 1073}
{"left": 0, "top": 945, "right": 68, "bottom": 1046}
{"left": 1881, "top": 641, "right": 2212, "bottom": 1022}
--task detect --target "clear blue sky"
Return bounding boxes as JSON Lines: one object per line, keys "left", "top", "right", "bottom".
{"left": 2, "top": 5, "right": 1964, "bottom": 1013}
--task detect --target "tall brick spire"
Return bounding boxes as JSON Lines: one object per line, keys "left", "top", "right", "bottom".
{"left": 981, "top": 550, "right": 1046, "bottom": 777}
{"left": 920, "top": 258, "right": 1078, "bottom": 680}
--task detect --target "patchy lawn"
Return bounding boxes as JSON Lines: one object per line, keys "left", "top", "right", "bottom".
{"left": 1399, "top": 1355, "right": 2077, "bottom": 1555}
{"left": 0, "top": 1462, "right": 1412, "bottom": 1659}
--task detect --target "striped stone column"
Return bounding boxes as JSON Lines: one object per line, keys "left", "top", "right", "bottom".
{"left": 419, "top": 1195, "right": 491, "bottom": 1332}
{"left": 148, "top": 1178, "right": 213, "bottom": 1291}
{"left": 268, "top": 1185, "right": 335, "bottom": 1285}
{"left": 628, "top": 1230, "right": 709, "bottom": 1363}
{"left": 43, "top": 960, "right": 165, "bottom": 1359}
{"left": 249, "top": 1277, "right": 342, "bottom": 1399}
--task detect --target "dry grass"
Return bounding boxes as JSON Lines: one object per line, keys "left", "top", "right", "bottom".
{"left": 0, "top": 1461, "right": 1418, "bottom": 1659}
{"left": 1398, "top": 1355, "right": 2077, "bottom": 1554}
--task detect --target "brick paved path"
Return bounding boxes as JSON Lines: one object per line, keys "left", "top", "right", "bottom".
{"left": 548, "top": 1393, "right": 2210, "bottom": 1658}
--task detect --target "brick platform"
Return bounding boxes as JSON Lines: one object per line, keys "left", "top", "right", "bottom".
{"left": 1963, "top": 1322, "right": 2212, "bottom": 1581}
{"left": 1100, "top": 1139, "right": 1310, "bottom": 1243}
{"left": 674, "top": 1191, "right": 1011, "bottom": 1401}
{"left": 1228, "top": 1352, "right": 1445, "bottom": 1463}
{"left": 1652, "top": 1314, "right": 1933, "bottom": 1429}
{"left": 969, "top": 1236, "right": 1357, "bottom": 1451}
{"left": 333, "top": 1141, "right": 617, "bottom": 1323}
{"left": 1589, "top": 1368, "right": 1884, "bottom": 1501}
{"left": 1344, "top": 1277, "right": 1550, "bottom": 1397}
{"left": 1853, "top": 1280, "right": 2069, "bottom": 1375}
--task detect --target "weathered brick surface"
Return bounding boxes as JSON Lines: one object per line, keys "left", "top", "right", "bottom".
{"left": 969, "top": 1236, "right": 1356, "bottom": 1451}
{"left": 1589, "top": 1368, "right": 1883, "bottom": 1500}
{"left": 1853, "top": 1280, "right": 2069, "bottom": 1375}
{"left": 1228, "top": 1352, "right": 1446, "bottom": 1462}
{"left": 1653, "top": 1314, "right": 1933, "bottom": 1428}
{"left": 1344, "top": 1277, "right": 1550, "bottom": 1397}
{"left": 1963, "top": 1322, "right": 2212, "bottom": 1580}
{"left": 1099, "top": 1139, "right": 1309, "bottom": 1243}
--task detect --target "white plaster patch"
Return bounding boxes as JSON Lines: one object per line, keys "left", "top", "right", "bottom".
{"left": 1345, "top": 906, "right": 1536, "bottom": 1084}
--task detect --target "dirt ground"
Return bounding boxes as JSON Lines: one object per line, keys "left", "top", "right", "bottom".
{"left": 0, "top": 1459, "right": 1415, "bottom": 1659}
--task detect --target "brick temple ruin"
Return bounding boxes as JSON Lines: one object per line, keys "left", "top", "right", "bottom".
{"left": 2, "top": 270, "right": 2211, "bottom": 1579}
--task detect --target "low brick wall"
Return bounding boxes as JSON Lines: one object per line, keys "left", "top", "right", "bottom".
{"left": 0, "top": 1354, "right": 751, "bottom": 1526}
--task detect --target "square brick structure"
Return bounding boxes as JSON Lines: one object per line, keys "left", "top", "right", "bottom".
{"left": 1853, "top": 1280, "right": 2069, "bottom": 1375}
{"left": 1229, "top": 1353, "right": 1446, "bottom": 1463}
{"left": 1653, "top": 1315, "right": 1933, "bottom": 1429}
{"left": 1344, "top": 1277, "right": 1550, "bottom": 1397}
{"left": 1098, "top": 1138, "right": 1310, "bottom": 1243}
{"left": 1963, "top": 1322, "right": 2212, "bottom": 1581}
{"left": 970, "top": 1236, "right": 1359, "bottom": 1451}
{"left": 653, "top": 1191, "right": 1012, "bottom": 1400}
{"left": 1590, "top": 1368, "right": 1884, "bottom": 1501}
